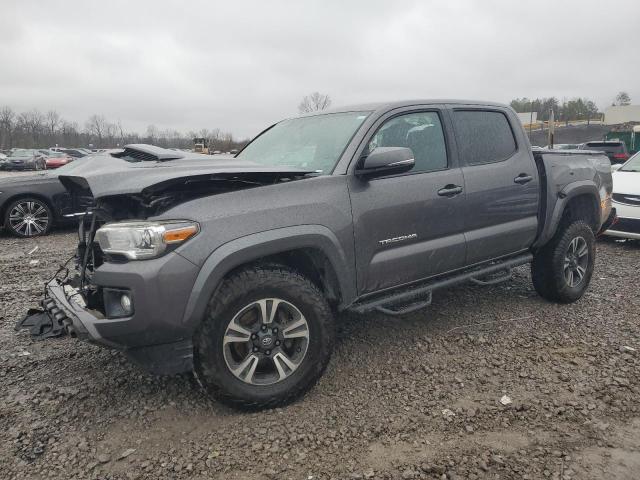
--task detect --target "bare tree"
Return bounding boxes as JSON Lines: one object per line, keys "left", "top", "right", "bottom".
{"left": 19, "top": 109, "right": 45, "bottom": 146}
{"left": 146, "top": 124, "right": 159, "bottom": 144}
{"left": 85, "top": 114, "right": 108, "bottom": 147}
{"left": 298, "top": 92, "right": 332, "bottom": 114}
{"left": 45, "top": 110, "right": 61, "bottom": 138}
{"left": 615, "top": 91, "right": 631, "bottom": 106}
{"left": 0, "top": 106, "right": 15, "bottom": 148}
{"left": 61, "top": 120, "right": 79, "bottom": 146}
{"left": 116, "top": 120, "right": 126, "bottom": 146}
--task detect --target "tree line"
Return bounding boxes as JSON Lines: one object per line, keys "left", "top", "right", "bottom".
{"left": 509, "top": 97, "right": 600, "bottom": 123}
{"left": 0, "top": 106, "right": 250, "bottom": 151}
{"left": 509, "top": 92, "right": 632, "bottom": 124}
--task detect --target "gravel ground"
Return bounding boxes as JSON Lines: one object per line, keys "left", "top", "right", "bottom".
{"left": 0, "top": 224, "right": 639, "bottom": 479}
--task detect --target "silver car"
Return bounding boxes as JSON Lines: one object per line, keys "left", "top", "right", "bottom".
{"left": 0, "top": 149, "right": 47, "bottom": 171}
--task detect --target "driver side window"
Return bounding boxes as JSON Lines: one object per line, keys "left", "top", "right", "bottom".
{"left": 368, "top": 111, "right": 448, "bottom": 173}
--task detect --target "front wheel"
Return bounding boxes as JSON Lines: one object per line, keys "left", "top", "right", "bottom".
{"left": 194, "top": 265, "right": 335, "bottom": 409}
{"left": 531, "top": 220, "right": 595, "bottom": 303}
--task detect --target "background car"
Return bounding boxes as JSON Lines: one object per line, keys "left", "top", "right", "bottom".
{"left": 0, "top": 159, "right": 94, "bottom": 237}
{"left": 0, "top": 149, "right": 47, "bottom": 170}
{"left": 544, "top": 143, "right": 582, "bottom": 150}
{"left": 606, "top": 153, "right": 640, "bottom": 240}
{"left": 40, "top": 150, "right": 74, "bottom": 168}
{"left": 51, "top": 147, "right": 89, "bottom": 158}
{"left": 580, "top": 140, "right": 630, "bottom": 164}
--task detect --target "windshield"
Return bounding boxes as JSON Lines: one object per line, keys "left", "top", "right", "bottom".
{"left": 9, "top": 149, "right": 35, "bottom": 158}
{"left": 620, "top": 152, "right": 640, "bottom": 172}
{"left": 238, "top": 111, "right": 370, "bottom": 174}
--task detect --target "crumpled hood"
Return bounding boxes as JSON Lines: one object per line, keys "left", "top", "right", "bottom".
{"left": 58, "top": 153, "right": 314, "bottom": 199}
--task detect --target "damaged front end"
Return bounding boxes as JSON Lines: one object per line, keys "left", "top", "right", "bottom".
{"left": 32, "top": 209, "right": 201, "bottom": 374}
{"left": 19, "top": 145, "right": 314, "bottom": 374}
{"left": 20, "top": 211, "right": 113, "bottom": 345}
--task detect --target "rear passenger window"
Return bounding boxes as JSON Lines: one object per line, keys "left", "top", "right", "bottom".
{"left": 367, "top": 111, "right": 447, "bottom": 173}
{"left": 453, "top": 110, "right": 517, "bottom": 165}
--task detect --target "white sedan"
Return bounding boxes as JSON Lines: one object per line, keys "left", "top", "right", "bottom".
{"left": 606, "top": 152, "right": 640, "bottom": 239}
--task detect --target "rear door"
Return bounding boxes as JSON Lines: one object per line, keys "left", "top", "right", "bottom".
{"left": 450, "top": 107, "right": 539, "bottom": 265}
{"left": 348, "top": 107, "right": 467, "bottom": 294}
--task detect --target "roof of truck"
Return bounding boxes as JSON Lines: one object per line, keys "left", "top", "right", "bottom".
{"left": 301, "top": 99, "right": 511, "bottom": 117}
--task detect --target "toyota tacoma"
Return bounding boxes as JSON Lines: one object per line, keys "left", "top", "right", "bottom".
{"left": 40, "top": 101, "right": 614, "bottom": 409}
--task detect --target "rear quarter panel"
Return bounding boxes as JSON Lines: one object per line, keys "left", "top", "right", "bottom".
{"left": 533, "top": 150, "right": 612, "bottom": 247}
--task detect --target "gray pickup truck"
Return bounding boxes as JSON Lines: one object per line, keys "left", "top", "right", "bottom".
{"left": 43, "top": 100, "right": 614, "bottom": 409}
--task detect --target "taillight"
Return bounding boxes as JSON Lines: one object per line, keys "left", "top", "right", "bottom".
{"left": 613, "top": 153, "right": 629, "bottom": 160}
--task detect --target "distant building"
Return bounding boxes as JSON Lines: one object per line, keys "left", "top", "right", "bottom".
{"left": 604, "top": 105, "right": 640, "bottom": 125}
{"left": 516, "top": 112, "right": 537, "bottom": 124}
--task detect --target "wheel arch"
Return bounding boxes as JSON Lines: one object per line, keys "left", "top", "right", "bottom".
{"left": 181, "top": 225, "right": 357, "bottom": 331}
{"left": 534, "top": 181, "right": 600, "bottom": 249}
{"left": 562, "top": 192, "right": 600, "bottom": 231}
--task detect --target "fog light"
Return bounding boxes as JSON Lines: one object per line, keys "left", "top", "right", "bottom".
{"left": 103, "top": 288, "right": 134, "bottom": 318}
{"left": 120, "top": 294, "right": 132, "bottom": 314}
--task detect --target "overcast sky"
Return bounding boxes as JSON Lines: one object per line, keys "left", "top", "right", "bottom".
{"left": 2, "top": 0, "right": 639, "bottom": 138}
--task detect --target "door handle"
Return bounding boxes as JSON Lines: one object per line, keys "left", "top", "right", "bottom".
{"left": 514, "top": 174, "right": 533, "bottom": 184}
{"left": 437, "top": 184, "right": 463, "bottom": 197}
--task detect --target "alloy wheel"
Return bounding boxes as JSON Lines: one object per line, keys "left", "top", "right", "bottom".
{"left": 8, "top": 200, "right": 50, "bottom": 236}
{"left": 563, "top": 236, "right": 588, "bottom": 287}
{"left": 222, "top": 298, "right": 310, "bottom": 385}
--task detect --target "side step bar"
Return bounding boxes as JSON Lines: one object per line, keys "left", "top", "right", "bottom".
{"left": 348, "top": 253, "right": 533, "bottom": 315}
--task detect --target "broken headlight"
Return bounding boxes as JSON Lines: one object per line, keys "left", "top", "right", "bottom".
{"left": 95, "top": 220, "right": 199, "bottom": 260}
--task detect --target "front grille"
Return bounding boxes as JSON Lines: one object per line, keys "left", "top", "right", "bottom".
{"left": 613, "top": 193, "right": 640, "bottom": 206}
{"left": 611, "top": 217, "right": 640, "bottom": 234}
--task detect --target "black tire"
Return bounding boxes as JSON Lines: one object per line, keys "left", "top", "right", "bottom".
{"left": 531, "top": 220, "right": 595, "bottom": 303}
{"left": 194, "top": 265, "right": 335, "bottom": 409}
{"left": 3, "top": 197, "right": 53, "bottom": 237}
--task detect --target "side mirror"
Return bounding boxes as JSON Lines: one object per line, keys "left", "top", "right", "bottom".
{"left": 356, "top": 147, "right": 415, "bottom": 178}
{"left": 611, "top": 163, "right": 623, "bottom": 172}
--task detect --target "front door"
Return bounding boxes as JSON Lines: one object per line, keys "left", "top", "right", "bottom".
{"left": 348, "top": 109, "right": 467, "bottom": 294}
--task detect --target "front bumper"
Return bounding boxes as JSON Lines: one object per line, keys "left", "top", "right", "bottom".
{"left": 604, "top": 216, "right": 640, "bottom": 240}
{"left": 43, "top": 250, "right": 201, "bottom": 374}
{"left": 44, "top": 280, "right": 95, "bottom": 341}
{"left": 604, "top": 202, "right": 640, "bottom": 239}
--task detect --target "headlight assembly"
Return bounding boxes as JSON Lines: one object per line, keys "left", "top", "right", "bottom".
{"left": 95, "top": 220, "right": 199, "bottom": 260}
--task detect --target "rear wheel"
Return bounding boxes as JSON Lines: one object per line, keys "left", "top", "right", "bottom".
{"left": 4, "top": 198, "right": 53, "bottom": 237}
{"left": 531, "top": 220, "right": 595, "bottom": 303}
{"left": 194, "top": 265, "right": 335, "bottom": 409}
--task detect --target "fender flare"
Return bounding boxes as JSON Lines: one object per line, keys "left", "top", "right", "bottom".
{"left": 180, "top": 225, "right": 356, "bottom": 330}
{"left": 534, "top": 181, "right": 600, "bottom": 248}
